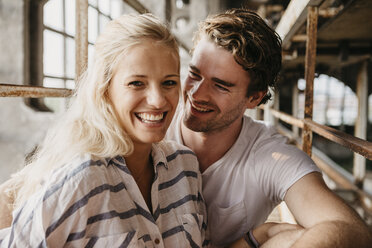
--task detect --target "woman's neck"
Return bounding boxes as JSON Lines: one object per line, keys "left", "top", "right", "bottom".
{"left": 125, "top": 143, "right": 154, "bottom": 212}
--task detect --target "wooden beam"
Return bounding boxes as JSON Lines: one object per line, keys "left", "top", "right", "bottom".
{"left": 276, "top": 0, "right": 323, "bottom": 50}
{"left": 302, "top": 6, "right": 318, "bottom": 156}
{"left": 75, "top": 0, "right": 88, "bottom": 81}
{"left": 269, "top": 108, "right": 304, "bottom": 128}
{"left": 304, "top": 118, "right": 372, "bottom": 160}
{"left": 0, "top": 84, "right": 72, "bottom": 98}
{"left": 353, "top": 61, "right": 368, "bottom": 187}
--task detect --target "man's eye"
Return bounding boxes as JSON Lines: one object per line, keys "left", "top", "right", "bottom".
{"left": 163, "top": 80, "right": 178, "bottom": 87}
{"left": 216, "top": 84, "right": 229, "bottom": 92}
{"left": 189, "top": 71, "right": 200, "bottom": 79}
{"left": 128, "top": 81, "right": 144, "bottom": 87}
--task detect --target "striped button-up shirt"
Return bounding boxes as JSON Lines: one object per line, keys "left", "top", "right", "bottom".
{"left": 0, "top": 141, "right": 208, "bottom": 247}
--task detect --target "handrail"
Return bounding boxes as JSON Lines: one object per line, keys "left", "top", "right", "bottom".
{"left": 0, "top": 84, "right": 73, "bottom": 98}
{"left": 303, "top": 118, "right": 372, "bottom": 160}
{"left": 269, "top": 108, "right": 304, "bottom": 128}
{"left": 268, "top": 107, "right": 372, "bottom": 160}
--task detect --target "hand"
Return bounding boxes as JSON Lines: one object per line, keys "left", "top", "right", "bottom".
{"left": 227, "top": 222, "right": 303, "bottom": 248}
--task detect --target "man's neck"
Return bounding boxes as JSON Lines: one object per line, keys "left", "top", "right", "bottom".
{"left": 181, "top": 117, "right": 244, "bottom": 173}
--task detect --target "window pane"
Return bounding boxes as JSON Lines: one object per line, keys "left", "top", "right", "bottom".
{"left": 66, "top": 80, "right": 75, "bottom": 89}
{"left": 99, "top": 14, "right": 110, "bottom": 33}
{"left": 343, "top": 87, "right": 357, "bottom": 125}
{"left": 44, "top": 0, "right": 64, "bottom": 31}
{"left": 88, "top": 7, "right": 98, "bottom": 43}
{"left": 66, "top": 37, "right": 75, "bottom": 79}
{"left": 65, "top": 0, "right": 76, "bottom": 36}
{"left": 44, "top": 30, "right": 64, "bottom": 78}
{"left": 89, "top": 0, "right": 97, "bottom": 7}
{"left": 111, "top": 0, "right": 122, "bottom": 19}
{"left": 44, "top": 78, "right": 67, "bottom": 112}
{"left": 98, "top": 0, "right": 110, "bottom": 15}
{"left": 88, "top": 44, "right": 94, "bottom": 67}
{"left": 44, "top": 77, "right": 65, "bottom": 88}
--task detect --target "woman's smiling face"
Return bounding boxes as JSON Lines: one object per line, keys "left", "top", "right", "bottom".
{"left": 107, "top": 40, "right": 180, "bottom": 147}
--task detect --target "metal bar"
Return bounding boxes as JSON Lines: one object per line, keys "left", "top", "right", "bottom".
{"left": 353, "top": 61, "right": 368, "bottom": 186}
{"left": 312, "top": 152, "right": 372, "bottom": 212}
{"left": 44, "top": 26, "right": 75, "bottom": 39}
{"left": 267, "top": 106, "right": 372, "bottom": 161}
{"left": 123, "top": 0, "right": 149, "bottom": 14}
{"left": 76, "top": 0, "right": 88, "bottom": 81}
{"left": 302, "top": 6, "right": 318, "bottom": 156}
{"left": 0, "top": 84, "right": 72, "bottom": 98}
{"left": 269, "top": 108, "right": 304, "bottom": 128}
{"left": 304, "top": 118, "right": 372, "bottom": 160}
{"left": 275, "top": 0, "right": 323, "bottom": 50}
{"left": 44, "top": 75, "right": 75, "bottom": 81}
{"left": 292, "top": 83, "right": 300, "bottom": 137}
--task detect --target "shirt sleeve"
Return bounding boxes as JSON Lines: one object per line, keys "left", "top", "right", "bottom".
{"left": 0, "top": 160, "right": 114, "bottom": 247}
{"left": 253, "top": 132, "right": 320, "bottom": 204}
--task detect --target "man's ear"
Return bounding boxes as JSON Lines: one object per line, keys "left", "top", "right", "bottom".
{"left": 246, "top": 90, "right": 266, "bottom": 109}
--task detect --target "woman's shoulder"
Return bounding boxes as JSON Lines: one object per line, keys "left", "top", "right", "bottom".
{"left": 153, "top": 140, "right": 198, "bottom": 170}
{"left": 40, "top": 154, "right": 110, "bottom": 194}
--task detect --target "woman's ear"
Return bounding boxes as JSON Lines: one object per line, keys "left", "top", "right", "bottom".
{"left": 246, "top": 90, "right": 266, "bottom": 109}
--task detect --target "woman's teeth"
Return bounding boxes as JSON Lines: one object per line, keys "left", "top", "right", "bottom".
{"left": 137, "top": 113, "right": 164, "bottom": 123}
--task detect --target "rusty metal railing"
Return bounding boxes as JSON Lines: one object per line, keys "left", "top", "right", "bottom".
{"left": 0, "top": 84, "right": 72, "bottom": 98}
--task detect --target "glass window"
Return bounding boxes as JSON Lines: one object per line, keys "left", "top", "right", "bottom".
{"left": 44, "top": 0, "right": 63, "bottom": 31}
{"left": 42, "top": 0, "right": 123, "bottom": 112}
{"left": 65, "top": 0, "right": 75, "bottom": 36}
{"left": 43, "top": 29, "right": 64, "bottom": 77}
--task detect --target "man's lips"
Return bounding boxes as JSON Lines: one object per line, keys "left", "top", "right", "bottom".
{"left": 191, "top": 102, "right": 213, "bottom": 112}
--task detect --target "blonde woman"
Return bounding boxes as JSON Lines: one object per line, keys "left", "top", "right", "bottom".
{"left": 0, "top": 13, "right": 208, "bottom": 247}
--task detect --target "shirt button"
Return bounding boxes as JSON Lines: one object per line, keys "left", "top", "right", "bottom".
{"left": 154, "top": 238, "right": 160, "bottom": 244}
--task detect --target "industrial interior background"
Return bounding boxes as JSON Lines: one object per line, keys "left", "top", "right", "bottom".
{"left": 0, "top": 0, "right": 371, "bottom": 227}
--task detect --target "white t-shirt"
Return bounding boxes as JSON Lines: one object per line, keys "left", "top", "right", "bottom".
{"left": 166, "top": 110, "right": 320, "bottom": 247}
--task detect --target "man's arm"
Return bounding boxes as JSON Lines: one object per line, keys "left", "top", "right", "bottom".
{"left": 263, "top": 172, "right": 372, "bottom": 248}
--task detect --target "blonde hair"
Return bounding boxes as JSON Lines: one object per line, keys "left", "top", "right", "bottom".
{"left": 9, "top": 13, "right": 179, "bottom": 208}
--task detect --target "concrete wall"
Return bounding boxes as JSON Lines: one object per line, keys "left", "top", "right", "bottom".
{"left": 0, "top": 0, "right": 53, "bottom": 183}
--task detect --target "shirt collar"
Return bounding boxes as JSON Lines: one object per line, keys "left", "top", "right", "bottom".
{"left": 151, "top": 142, "right": 168, "bottom": 170}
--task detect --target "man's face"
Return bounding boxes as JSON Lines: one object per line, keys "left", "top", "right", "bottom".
{"left": 183, "top": 36, "right": 252, "bottom": 133}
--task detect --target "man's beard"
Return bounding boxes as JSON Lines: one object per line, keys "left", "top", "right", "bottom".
{"left": 182, "top": 98, "right": 246, "bottom": 134}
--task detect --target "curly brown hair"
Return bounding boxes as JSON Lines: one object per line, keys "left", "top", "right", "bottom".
{"left": 193, "top": 8, "right": 282, "bottom": 105}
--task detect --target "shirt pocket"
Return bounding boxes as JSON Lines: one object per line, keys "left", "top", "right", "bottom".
{"left": 64, "top": 230, "right": 144, "bottom": 248}
{"left": 209, "top": 201, "right": 247, "bottom": 246}
{"left": 179, "top": 213, "right": 204, "bottom": 246}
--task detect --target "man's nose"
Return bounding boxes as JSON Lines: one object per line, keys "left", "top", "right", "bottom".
{"left": 188, "top": 80, "right": 209, "bottom": 102}
{"left": 147, "top": 87, "right": 167, "bottom": 108}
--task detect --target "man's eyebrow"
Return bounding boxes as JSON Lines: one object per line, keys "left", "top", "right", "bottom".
{"left": 189, "top": 64, "right": 200, "bottom": 73}
{"left": 212, "top": 77, "right": 235, "bottom": 87}
{"left": 189, "top": 64, "right": 235, "bottom": 87}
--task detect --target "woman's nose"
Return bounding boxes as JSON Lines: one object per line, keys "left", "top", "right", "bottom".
{"left": 147, "top": 87, "right": 167, "bottom": 108}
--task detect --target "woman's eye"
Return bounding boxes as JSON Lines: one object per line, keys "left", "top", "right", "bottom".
{"left": 128, "top": 81, "right": 144, "bottom": 87}
{"left": 163, "top": 80, "right": 177, "bottom": 87}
